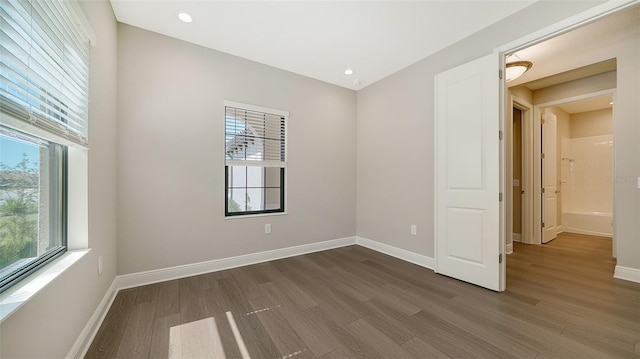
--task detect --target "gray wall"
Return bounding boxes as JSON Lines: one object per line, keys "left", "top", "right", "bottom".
{"left": 356, "top": 1, "right": 608, "bottom": 258}
{"left": 0, "top": 1, "right": 119, "bottom": 357}
{"left": 116, "top": 24, "right": 357, "bottom": 275}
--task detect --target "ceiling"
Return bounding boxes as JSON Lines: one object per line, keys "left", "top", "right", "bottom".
{"left": 507, "top": 5, "right": 639, "bottom": 88}
{"left": 556, "top": 94, "right": 613, "bottom": 115}
{"left": 506, "top": 6, "right": 640, "bottom": 114}
{"left": 109, "top": 0, "right": 535, "bottom": 91}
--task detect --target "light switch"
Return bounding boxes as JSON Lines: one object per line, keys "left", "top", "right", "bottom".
{"left": 513, "top": 179, "right": 520, "bottom": 187}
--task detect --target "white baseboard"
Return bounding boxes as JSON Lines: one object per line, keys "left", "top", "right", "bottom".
{"left": 355, "top": 236, "right": 435, "bottom": 270}
{"left": 556, "top": 226, "right": 563, "bottom": 234}
{"left": 506, "top": 243, "right": 513, "bottom": 254}
{"left": 564, "top": 228, "right": 612, "bottom": 238}
{"left": 614, "top": 265, "right": 640, "bottom": 283}
{"left": 67, "top": 278, "right": 119, "bottom": 359}
{"left": 117, "top": 236, "right": 356, "bottom": 290}
{"left": 68, "top": 236, "right": 357, "bottom": 357}
{"left": 512, "top": 233, "right": 521, "bottom": 242}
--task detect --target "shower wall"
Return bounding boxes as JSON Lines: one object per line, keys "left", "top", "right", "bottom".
{"left": 561, "top": 108, "right": 613, "bottom": 236}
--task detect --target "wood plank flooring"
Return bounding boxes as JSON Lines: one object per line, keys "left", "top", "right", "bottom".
{"left": 86, "top": 233, "right": 640, "bottom": 358}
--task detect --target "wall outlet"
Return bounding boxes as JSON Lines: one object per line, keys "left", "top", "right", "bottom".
{"left": 265, "top": 224, "right": 271, "bottom": 234}
{"left": 98, "top": 256, "right": 103, "bottom": 275}
{"left": 410, "top": 225, "right": 417, "bottom": 235}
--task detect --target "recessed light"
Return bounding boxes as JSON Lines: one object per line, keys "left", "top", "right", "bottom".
{"left": 344, "top": 69, "right": 354, "bottom": 75}
{"left": 609, "top": 101, "right": 613, "bottom": 105}
{"left": 353, "top": 79, "right": 361, "bottom": 87}
{"left": 178, "top": 12, "right": 193, "bottom": 23}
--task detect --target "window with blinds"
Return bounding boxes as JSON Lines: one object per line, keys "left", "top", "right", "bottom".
{"left": 225, "top": 102, "right": 288, "bottom": 216}
{"left": 1, "top": 0, "right": 90, "bottom": 145}
{"left": 0, "top": 0, "right": 89, "bottom": 293}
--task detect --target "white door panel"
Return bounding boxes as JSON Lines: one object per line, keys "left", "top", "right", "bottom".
{"left": 542, "top": 112, "right": 558, "bottom": 243}
{"left": 435, "top": 52, "right": 501, "bottom": 291}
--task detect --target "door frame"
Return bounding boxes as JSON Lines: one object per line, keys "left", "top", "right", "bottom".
{"left": 531, "top": 89, "right": 616, "bottom": 244}
{"left": 508, "top": 97, "right": 533, "bottom": 249}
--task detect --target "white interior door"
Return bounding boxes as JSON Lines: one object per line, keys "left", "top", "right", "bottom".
{"left": 542, "top": 112, "right": 558, "bottom": 243}
{"left": 435, "top": 53, "right": 501, "bottom": 291}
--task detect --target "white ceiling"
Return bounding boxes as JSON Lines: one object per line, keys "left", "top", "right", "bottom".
{"left": 507, "top": 6, "right": 640, "bottom": 88}
{"left": 557, "top": 95, "right": 613, "bottom": 115}
{"left": 109, "top": 0, "right": 535, "bottom": 91}
{"left": 507, "top": 6, "right": 639, "bottom": 114}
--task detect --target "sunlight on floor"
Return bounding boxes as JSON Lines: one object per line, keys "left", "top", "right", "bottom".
{"left": 169, "top": 316, "right": 228, "bottom": 359}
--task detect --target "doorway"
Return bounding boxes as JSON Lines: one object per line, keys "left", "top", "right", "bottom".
{"left": 535, "top": 93, "right": 616, "bottom": 244}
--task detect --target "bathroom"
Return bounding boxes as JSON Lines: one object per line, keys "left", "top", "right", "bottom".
{"left": 556, "top": 96, "right": 614, "bottom": 238}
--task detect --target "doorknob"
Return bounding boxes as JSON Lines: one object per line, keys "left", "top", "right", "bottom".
{"left": 521, "top": 190, "right": 525, "bottom": 194}
{"left": 555, "top": 190, "right": 560, "bottom": 194}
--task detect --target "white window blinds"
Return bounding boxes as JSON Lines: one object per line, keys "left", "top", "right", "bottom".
{"left": 225, "top": 102, "right": 288, "bottom": 168}
{"left": 1, "top": 0, "right": 90, "bottom": 145}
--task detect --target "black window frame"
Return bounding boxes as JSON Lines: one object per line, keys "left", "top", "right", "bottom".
{"left": 225, "top": 166, "right": 285, "bottom": 216}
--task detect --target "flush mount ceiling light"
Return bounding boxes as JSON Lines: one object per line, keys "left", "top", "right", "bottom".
{"left": 505, "top": 54, "right": 532, "bottom": 82}
{"left": 344, "top": 69, "right": 354, "bottom": 75}
{"left": 178, "top": 12, "right": 193, "bottom": 23}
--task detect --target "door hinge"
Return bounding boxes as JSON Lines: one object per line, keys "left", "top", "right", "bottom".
{"left": 542, "top": 187, "right": 546, "bottom": 194}
{"left": 499, "top": 69, "right": 503, "bottom": 80}
{"left": 541, "top": 153, "right": 545, "bottom": 159}
{"left": 499, "top": 130, "right": 503, "bottom": 140}
{"left": 499, "top": 253, "right": 503, "bottom": 263}
{"left": 541, "top": 118, "right": 545, "bottom": 125}
{"left": 499, "top": 192, "right": 503, "bottom": 202}
{"left": 542, "top": 222, "right": 546, "bottom": 228}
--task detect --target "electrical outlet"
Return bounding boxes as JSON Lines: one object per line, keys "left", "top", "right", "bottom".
{"left": 410, "top": 225, "right": 417, "bottom": 235}
{"left": 265, "top": 224, "right": 271, "bottom": 234}
{"left": 98, "top": 256, "right": 103, "bottom": 275}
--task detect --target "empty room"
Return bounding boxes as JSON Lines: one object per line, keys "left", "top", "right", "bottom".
{"left": 0, "top": 0, "right": 639, "bottom": 358}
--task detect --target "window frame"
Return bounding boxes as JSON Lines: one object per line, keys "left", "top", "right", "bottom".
{"left": 0, "top": 126, "right": 68, "bottom": 294}
{"left": 225, "top": 166, "right": 285, "bottom": 217}
{"left": 224, "top": 101, "right": 288, "bottom": 218}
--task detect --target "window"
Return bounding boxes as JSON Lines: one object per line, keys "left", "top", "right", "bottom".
{"left": 225, "top": 102, "right": 288, "bottom": 216}
{"left": 0, "top": 0, "right": 89, "bottom": 293}
{"left": 0, "top": 126, "right": 66, "bottom": 292}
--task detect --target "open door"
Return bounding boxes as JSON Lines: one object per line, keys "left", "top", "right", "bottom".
{"left": 542, "top": 111, "right": 558, "bottom": 243}
{"left": 435, "top": 52, "right": 502, "bottom": 291}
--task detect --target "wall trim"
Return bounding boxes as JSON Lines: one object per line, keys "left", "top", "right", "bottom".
{"left": 506, "top": 243, "right": 513, "bottom": 254}
{"left": 68, "top": 236, "right": 356, "bottom": 357}
{"left": 512, "top": 233, "right": 522, "bottom": 242}
{"left": 67, "top": 277, "right": 119, "bottom": 359}
{"left": 614, "top": 266, "right": 640, "bottom": 284}
{"left": 564, "top": 228, "right": 613, "bottom": 238}
{"left": 118, "top": 236, "right": 357, "bottom": 290}
{"left": 356, "top": 236, "right": 435, "bottom": 270}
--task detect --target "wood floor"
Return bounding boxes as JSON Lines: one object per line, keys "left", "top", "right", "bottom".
{"left": 86, "top": 233, "right": 640, "bottom": 358}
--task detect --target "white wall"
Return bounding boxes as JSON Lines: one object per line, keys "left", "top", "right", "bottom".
{"left": 356, "top": 1, "right": 603, "bottom": 258}
{"left": 116, "top": 24, "right": 357, "bottom": 275}
{"left": 0, "top": 1, "right": 119, "bottom": 357}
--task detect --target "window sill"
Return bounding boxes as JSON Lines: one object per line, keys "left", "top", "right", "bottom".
{"left": 0, "top": 249, "right": 90, "bottom": 324}
{"left": 225, "top": 212, "right": 288, "bottom": 220}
